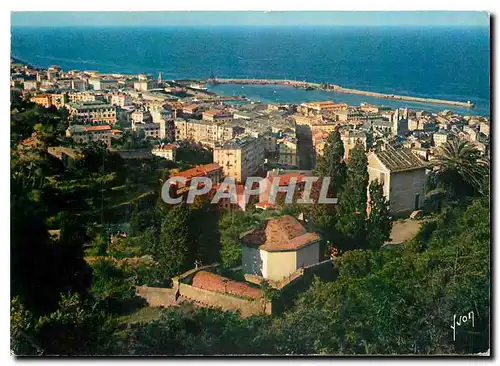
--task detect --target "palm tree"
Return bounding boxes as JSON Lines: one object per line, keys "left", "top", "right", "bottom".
{"left": 433, "top": 137, "right": 489, "bottom": 197}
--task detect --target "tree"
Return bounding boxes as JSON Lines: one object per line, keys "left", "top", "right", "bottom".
{"left": 218, "top": 212, "right": 263, "bottom": 268}
{"left": 367, "top": 180, "right": 392, "bottom": 250}
{"left": 433, "top": 137, "right": 489, "bottom": 197}
{"left": 156, "top": 204, "right": 192, "bottom": 277}
{"left": 313, "top": 129, "right": 346, "bottom": 196}
{"left": 310, "top": 129, "right": 347, "bottom": 244}
{"left": 335, "top": 144, "right": 368, "bottom": 253}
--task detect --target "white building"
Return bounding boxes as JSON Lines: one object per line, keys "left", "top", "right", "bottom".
{"left": 151, "top": 143, "right": 177, "bottom": 161}
{"left": 241, "top": 215, "right": 321, "bottom": 282}
{"left": 433, "top": 130, "right": 451, "bottom": 148}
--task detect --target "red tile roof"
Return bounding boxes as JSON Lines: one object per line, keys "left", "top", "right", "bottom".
{"left": 183, "top": 104, "right": 199, "bottom": 111}
{"left": 242, "top": 215, "right": 320, "bottom": 252}
{"left": 191, "top": 271, "right": 263, "bottom": 300}
{"left": 266, "top": 173, "right": 306, "bottom": 187}
{"left": 174, "top": 163, "right": 222, "bottom": 181}
{"left": 85, "top": 125, "right": 111, "bottom": 132}
{"left": 156, "top": 143, "right": 177, "bottom": 150}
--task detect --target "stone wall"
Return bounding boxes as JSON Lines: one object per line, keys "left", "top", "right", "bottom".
{"left": 178, "top": 283, "right": 271, "bottom": 318}
{"left": 136, "top": 263, "right": 272, "bottom": 318}
{"left": 109, "top": 148, "right": 152, "bottom": 159}
{"left": 135, "top": 286, "right": 177, "bottom": 308}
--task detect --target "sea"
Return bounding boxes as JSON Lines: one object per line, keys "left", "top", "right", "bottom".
{"left": 11, "top": 26, "right": 490, "bottom": 116}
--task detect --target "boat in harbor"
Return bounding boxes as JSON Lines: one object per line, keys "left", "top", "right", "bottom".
{"left": 189, "top": 83, "right": 208, "bottom": 91}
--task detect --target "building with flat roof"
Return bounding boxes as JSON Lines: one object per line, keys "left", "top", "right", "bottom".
{"left": 68, "top": 92, "right": 96, "bottom": 104}
{"left": 297, "top": 101, "right": 348, "bottom": 116}
{"left": 213, "top": 135, "right": 265, "bottom": 183}
{"left": 174, "top": 119, "right": 242, "bottom": 145}
{"left": 202, "top": 110, "right": 233, "bottom": 123}
{"left": 66, "top": 124, "right": 113, "bottom": 147}
{"left": 68, "top": 102, "right": 117, "bottom": 125}
{"left": 110, "top": 93, "right": 132, "bottom": 107}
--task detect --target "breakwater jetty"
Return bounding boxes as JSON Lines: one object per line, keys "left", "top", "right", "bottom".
{"left": 205, "top": 78, "right": 475, "bottom": 109}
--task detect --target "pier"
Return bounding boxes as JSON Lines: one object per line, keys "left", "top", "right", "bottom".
{"left": 205, "top": 78, "right": 475, "bottom": 109}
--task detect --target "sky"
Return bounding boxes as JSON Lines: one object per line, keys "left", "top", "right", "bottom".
{"left": 11, "top": 11, "right": 490, "bottom": 28}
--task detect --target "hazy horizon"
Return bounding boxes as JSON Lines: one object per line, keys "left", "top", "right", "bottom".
{"left": 11, "top": 11, "right": 490, "bottom": 28}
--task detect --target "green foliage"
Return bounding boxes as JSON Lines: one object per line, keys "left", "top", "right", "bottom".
{"left": 432, "top": 137, "right": 490, "bottom": 198}
{"left": 261, "top": 280, "right": 280, "bottom": 301}
{"left": 367, "top": 180, "right": 392, "bottom": 250}
{"left": 11, "top": 293, "right": 114, "bottom": 356}
{"left": 175, "top": 142, "right": 213, "bottom": 165}
{"left": 218, "top": 211, "right": 263, "bottom": 268}
{"left": 313, "top": 129, "right": 347, "bottom": 193}
{"left": 335, "top": 144, "right": 369, "bottom": 253}
{"left": 147, "top": 202, "right": 220, "bottom": 278}
{"left": 310, "top": 129, "right": 347, "bottom": 242}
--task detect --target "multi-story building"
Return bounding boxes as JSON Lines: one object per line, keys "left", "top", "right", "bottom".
{"left": 480, "top": 122, "right": 490, "bottom": 136}
{"left": 66, "top": 124, "right": 112, "bottom": 147}
{"left": 202, "top": 110, "right": 233, "bottom": 123}
{"left": 31, "top": 94, "right": 52, "bottom": 108}
{"left": 100, "top": 79, "right": 118, "bottom": 90}
{"left": 150, "top": 106, "right": 174, "bottom": 140}
{"left": 131, "top": 109, "right": 153, "bottom": 127}
{"left": 165, "top": 102, "right": 185, "bottom": 118}
{"left": 341, "top": 130, "right": 368, "bottom": 160}
{"left": 213, "top": 135, "right": 265, "bottom": 183}
{"left": 68, "top": 92, "right": 96, "bottom": 104}
{"left": 50, "top": 93, "right": 68, "bottom": 109}
{"left": 277, "top": 137, "right": 298, "bottom": 166}
{"left": 68, "top": 102, "right": 117, "bottom": 125}
{"left": 23, "top": 79, "right": 38, "bottom": 91}
{"left": 136, "top": 123, "right": 161, "bottom": 139}
{"left": 73, "top": 79, "right": 87, "bottom": 91}
{"left": 174, "top": 119, "right": 242, "bottom": 145}
{"left": 297, "top": 101, "right": 348, "bottom": 116}
{"left": 134, "top": 80, "right": 149, "bottom": 92}
{"left": 432, "top": 130, "right": 451, "bottom": 148}
{"left": 89, "top": 78, "right": 118, "bottom": 91}
{"left": 110, "top": 93, "right": 132, "bottom": 107}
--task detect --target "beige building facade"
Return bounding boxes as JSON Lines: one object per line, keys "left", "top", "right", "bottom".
{"left": 213, "top": 135, "right": 265, "bottom": 182}
{"left": 367, "top": 145, "right": 427, "bottom": 215}
{"left": 68, "top": 102, "right": 117, "bottom": 125}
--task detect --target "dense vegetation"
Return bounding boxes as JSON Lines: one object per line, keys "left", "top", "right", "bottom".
{"left": 10, "top": 93, "right": 490, "bottom": 355}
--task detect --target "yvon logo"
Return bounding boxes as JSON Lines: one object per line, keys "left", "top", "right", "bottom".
{"left": 450, "top": 311, "right": 474, "bottom": 341}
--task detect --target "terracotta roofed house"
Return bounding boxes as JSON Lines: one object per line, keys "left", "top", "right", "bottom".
{"left": 172, "top": 163, "right": 223, "bottom": 195}
{"left": 241, "top": 215, "right": 321, "bottom": 282}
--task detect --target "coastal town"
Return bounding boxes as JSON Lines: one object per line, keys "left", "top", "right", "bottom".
{"left": 10, "top": 55, "right": 491, "bottom": 355}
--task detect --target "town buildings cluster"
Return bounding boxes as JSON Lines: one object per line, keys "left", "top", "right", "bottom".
{"left": 12, "top": 58, "right": 491, "bottom": 317}
{"left": 12, "top": 59, "right": 490, "bottom": 216}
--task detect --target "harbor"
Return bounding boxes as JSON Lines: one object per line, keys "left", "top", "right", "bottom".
{"left": 204, "top": 78, "right": 475, "bottom": 109}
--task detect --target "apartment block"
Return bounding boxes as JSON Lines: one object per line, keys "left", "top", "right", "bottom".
{"left": 68, "top": 102, "right": 117, "bottom": 125}
{"left": 66, "top": 124, "right": 112, "bottom": 147}
{"left": 213, "top": 135, "right": 265, "bottom": 183}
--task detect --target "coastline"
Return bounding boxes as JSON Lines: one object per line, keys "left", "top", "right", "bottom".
{"left": 205, "top": 78, "right": 475, "bottom": 109}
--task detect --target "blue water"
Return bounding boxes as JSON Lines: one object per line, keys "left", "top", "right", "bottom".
{"left": 11, "top": 26, "right": 490, "bottom": 116}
